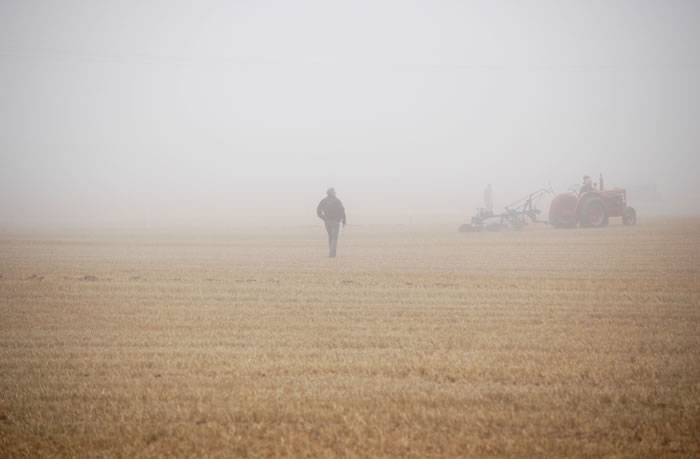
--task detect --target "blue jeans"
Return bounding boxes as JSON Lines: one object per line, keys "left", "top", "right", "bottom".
{"left": 324, "top": 220, "right": 340, "bottom": 257}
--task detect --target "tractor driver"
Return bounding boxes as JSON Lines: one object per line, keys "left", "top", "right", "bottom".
{"left": 580, "top": 175, "right": 595, "bottom": 194}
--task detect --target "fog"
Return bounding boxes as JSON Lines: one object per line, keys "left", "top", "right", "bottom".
{"left": 1, "top": 1, "right": 699, "bottom": 228}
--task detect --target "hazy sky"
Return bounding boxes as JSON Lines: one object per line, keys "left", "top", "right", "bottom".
{"left": 1, "top": 1, "right": 699, "bottom": 227}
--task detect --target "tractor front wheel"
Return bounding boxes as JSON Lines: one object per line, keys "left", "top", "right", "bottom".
{"left": 622, "top": 207, "right": 637, "bottom": 225}
{"left": 580, "top": 198, "right": 608, "bottom": 228}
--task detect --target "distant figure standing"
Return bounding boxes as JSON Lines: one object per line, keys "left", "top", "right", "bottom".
{"left": 483, "top": 184, "right": 494, "bottom": 213}
{"left": 317, "top": 188, "right": 346, "bottom": 258}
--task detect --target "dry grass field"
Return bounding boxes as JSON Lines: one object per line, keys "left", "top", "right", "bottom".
{"left": 1, "top": 217, "right": 699, "bottom": 457}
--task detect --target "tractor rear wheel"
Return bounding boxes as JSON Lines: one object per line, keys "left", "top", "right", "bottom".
{"left": 580, "top": 198, "right": 607, "bottom": 228}
{"left": 622, "top": 207, "right": 637, "bottom": 225}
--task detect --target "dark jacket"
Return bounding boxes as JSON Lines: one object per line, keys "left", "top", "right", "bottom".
{"left": 317, "top": 196, "right": 346, "bottom": 224}
{"left": 580, "top": 184, "right": 595, "bottom": 194}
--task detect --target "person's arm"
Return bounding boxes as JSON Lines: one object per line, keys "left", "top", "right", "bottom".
{"left": 340, "top": 202, "right": 346, "bottom": 226}
{"left": 317, "top": 200, "right": 325, "bottom": 220}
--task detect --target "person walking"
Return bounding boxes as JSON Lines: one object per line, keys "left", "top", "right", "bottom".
{"left": 317, "top": 188, "right": 346, "bottom": 257}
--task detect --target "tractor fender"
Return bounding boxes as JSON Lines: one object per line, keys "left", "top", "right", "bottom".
{"left": 549, "top": 192, "right": 579, "bottom": 228}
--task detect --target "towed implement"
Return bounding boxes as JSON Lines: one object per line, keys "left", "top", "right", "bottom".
{"left": 459, "top": 187, "right": 552, "bottom": 232}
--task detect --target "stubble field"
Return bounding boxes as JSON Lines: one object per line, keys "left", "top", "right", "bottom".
{"left": 1, "top": 218, "right": 699, "bottom": 457}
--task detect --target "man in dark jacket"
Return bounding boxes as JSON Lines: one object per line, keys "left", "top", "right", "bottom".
{"left": 317, "top": 187, "right": 346, "bottom": 257}
{"left": 580, "top": 175, "right": 595, "bottom": 194}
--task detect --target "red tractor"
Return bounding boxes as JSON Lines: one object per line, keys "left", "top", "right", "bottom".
{"left": 549, "top": 175, "right": 637, "bottom": 228}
